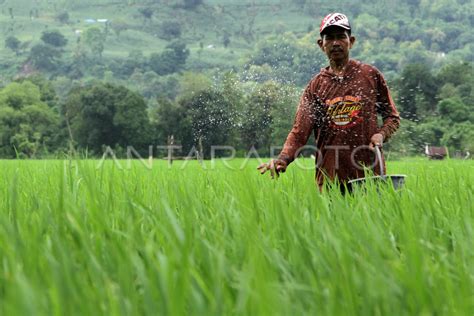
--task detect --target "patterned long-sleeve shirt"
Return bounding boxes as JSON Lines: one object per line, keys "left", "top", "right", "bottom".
{"left": 278, "top": 59, "right": 400, "bottom": 188}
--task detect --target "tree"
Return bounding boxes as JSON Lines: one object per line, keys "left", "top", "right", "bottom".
{"left": 159, "top": 21, "right": 182, "bottom": 40}
{"left": 83, "top": 27, "right": 106, "bottom": 58}
{"left": 112, "top": 88, "right": 152, "bottom": 149}
{"left": 63, "top": 82, "right": 151, "bottom": 154}
{"left": 150, "top": 97, "right": 191, "bottom": 148}
{"left": 250, "top": 38, "right": 295, "bottom": 68}
{"left": 354, "top": 13, "right": 380, "bottom": 39}
{"left": 248, "top": 33, "right": 325, "bottom": 85}
{"left": 436, "top": 62, "right": 474, "bottom": 105}
{"left": 5, "top": 36, "right": 21, "bottom": 55}
{"left": 0, "top": 81, "right": 60, "bottom": 157}
{"left": 241, "top": 85, "right": 273, "bottom": 151}
{"left": 109, "top": 50, "right": 146, "bottom": 78}
{"left": 41, "top": 30, "right": 68, "bottom": 48}
{"left": 29, "top": 43, "right": 62, "bottom": 72}
{"left": 399, "top": 40, "right": 433, "bottom": 68}
{"left": 218, "top": 71, "right": 245, "bottom": 136}
{"left": 178, "top": 71, "right": 212, "bottom": 99}
{"left": 165, "top": 40, "right": 190, "bottom": 64}
{"left": 437, "top": 97, "right": 470, "bottom": 123}
{"left": 149, "top": 41, "right": 190, "bottom": 75}
{"left": 153, "top": 86, "right": 238, "bottom": 157}
{"left": 128, "top": 70, "right": 180, "bottom": 100}
{"left": 396, "top": 63, "right": 438, "bottom": 120}
{"left": 149, "top": 51, "right": 178, "bottom": 76}
{"left": 15, "top": 75, "right": 58, "bottom": 108}
{"left": 437, "top": 62, "right": 472, "bottom": 87}
{"left": 441, "top": 122, "right": 474, "bottom": 152}
{"left": 183, "top": 89, "right": 235, "bottom": 157}
{"left": 0, "top": 81, "right": 42, "bottom": 109}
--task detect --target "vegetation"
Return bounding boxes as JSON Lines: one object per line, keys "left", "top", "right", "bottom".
{"left": 41, "top": 30, "right": 68, "bottom": 48}
{"left": 5, "top": 35, "right": 21, "bottom": 55}
{"left": 0, "top": 0, "right": 471, "bottom": 158}
{"left": 0, "top": 158, "right": 473, "bottom": 314}
{"left": 63, "top": 82, "right": 151, "bottom": 155}
{"left": 0, "top": 81, "right": 59, "bottom": 157}
{"left": 0, "top": 2, "right": 472, "bottom": 313}
{"left": 149, "top": 40, "right": 190, "bottom": 75}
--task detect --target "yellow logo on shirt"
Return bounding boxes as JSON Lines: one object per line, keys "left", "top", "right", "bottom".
{"left": 326, "top": 96, "right": 363, "bottom": 128}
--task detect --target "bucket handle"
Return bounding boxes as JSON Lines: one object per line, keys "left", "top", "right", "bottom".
{"left": 375, "top": 145, "right": 385, "bottom": 177}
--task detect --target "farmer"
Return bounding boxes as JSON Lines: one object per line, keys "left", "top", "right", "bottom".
{"left": 258, "top": 13, "right": 400, "bottom": 192}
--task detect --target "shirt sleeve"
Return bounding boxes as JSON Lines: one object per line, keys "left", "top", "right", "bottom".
{"left": 278, "top": 83, "right": 319, "bottom": 165}
{"left": 375, "top": 71, "right": 400, "bottom": 141}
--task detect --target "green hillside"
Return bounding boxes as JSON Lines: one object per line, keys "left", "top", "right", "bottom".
{"left": 0, "top": 0, "right": 472, "bottom": 80}
{"left": 0, "top": 0, "right": 312, "bottom": 77}
{"left": 0, "top": 0, "right": 472, "bottom": 158}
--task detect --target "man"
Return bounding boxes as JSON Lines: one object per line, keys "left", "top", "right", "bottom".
{"left": 257, "top": 13, "right": 400, "bottom": 192}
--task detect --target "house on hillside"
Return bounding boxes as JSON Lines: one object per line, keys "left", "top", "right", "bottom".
{"left": 425, "top": 145, "right": 448, "bottom": 160}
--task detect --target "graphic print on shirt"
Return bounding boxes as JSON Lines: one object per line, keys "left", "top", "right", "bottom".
{"left": 325, "top": 96, "right": 363, "bottom": 129}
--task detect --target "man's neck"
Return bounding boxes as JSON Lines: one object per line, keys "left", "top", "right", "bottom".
{"left": 329, "top": 58, "right": 350, "bottom": 75}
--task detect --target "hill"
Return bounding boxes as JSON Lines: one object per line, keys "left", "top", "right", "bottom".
{"left": 0, "top": 0, "right": 472, "bottom": 158}
{"left": 0, "top": 0, "right": 472, "bottom": 84}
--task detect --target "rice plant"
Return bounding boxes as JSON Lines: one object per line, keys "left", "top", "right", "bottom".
{"left": 0, "top": 158, "right": 472, "bottom": 315}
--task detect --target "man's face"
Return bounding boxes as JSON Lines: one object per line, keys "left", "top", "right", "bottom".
{"left": 317, "top": 27, "right": 355, "bottom": 62}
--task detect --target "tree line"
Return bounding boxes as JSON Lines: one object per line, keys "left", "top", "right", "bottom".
{"left": 0, "top": 73, "right": 297, "bottom": 158}
{"left": 0, "top": 60, "right": 472, "bottom": 159}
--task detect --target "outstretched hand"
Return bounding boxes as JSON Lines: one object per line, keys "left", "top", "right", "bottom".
{"left": 257, "top": 159, "right": 288, "bottom": 179}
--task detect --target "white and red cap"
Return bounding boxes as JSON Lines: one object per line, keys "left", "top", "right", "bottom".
{"left": 319, "top": 13, "right": 351, "bottom": 34}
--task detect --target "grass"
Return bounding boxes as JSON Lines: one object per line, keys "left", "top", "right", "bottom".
{"left": 0, "top": 157, "right": 473, "bottom": 315}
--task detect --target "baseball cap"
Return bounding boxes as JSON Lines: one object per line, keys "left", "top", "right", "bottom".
{"left": 319, "top": 13, "right": 351, "bottom": 35}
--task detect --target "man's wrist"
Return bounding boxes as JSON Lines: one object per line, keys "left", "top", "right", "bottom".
{"left": 378, "top": 131, "right": 385, "bottom": 142}
{"left": 277, "top": 154, "right": 291, "bottom": 166}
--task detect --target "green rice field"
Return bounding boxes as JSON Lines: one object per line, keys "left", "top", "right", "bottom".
{"left": 0, "top": 158, "right": 473, "bottom": 315}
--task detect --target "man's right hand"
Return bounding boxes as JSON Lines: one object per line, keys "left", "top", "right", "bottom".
{"left": 257, "top": 159, "right": 288, "bottom": 179}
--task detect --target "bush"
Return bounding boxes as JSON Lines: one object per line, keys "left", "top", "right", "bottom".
{"left": 149, "top": 41, "right": 190, "bottom": 75}
{"left": 55, "top": 11, "right": 69, "bottom": 24}
{"left": 5, "top": 36, "right": 21, "bottom": 55}
{"left": 41, "top": 30, "right": 68, "bottom": 47}
{"left": 29, "top": 44, "right": 62, "bottom": 72}
{"left": 159, "top": 21, "right": 182, "bottom": 40}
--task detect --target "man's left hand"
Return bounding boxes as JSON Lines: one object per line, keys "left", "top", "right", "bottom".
{"left": 369, "top": 133, "right": 384, "bottom": 149}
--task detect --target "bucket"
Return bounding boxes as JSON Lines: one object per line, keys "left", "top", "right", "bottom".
{"left": 346, "top": 146, "right": 406, "bottom": 192}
